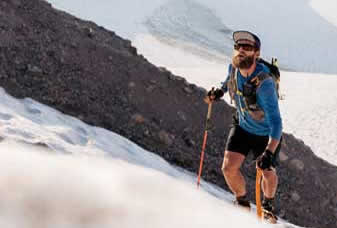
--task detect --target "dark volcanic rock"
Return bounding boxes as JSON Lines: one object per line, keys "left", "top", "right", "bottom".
{"left": 0, "top": 0, "right": 336, "bottom": 227}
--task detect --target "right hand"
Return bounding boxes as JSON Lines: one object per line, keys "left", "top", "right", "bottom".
{"left": 256, "top": 150, "right": 274, "bottom": 170}
{"left": 204, "top": 88, "right": 224, "bottom": 103}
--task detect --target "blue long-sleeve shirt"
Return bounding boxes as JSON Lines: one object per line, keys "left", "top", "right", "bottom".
{"left": 221, "top": 63, "right": 282, "bottom": 140}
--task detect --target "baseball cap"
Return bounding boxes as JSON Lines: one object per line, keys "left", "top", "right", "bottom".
{"left": 233, "top": 30, "right": 261, "bottom": 49}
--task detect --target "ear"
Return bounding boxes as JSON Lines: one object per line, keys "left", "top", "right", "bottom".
{"left": 255, "top": 50, "right": 260, "bottom": 58}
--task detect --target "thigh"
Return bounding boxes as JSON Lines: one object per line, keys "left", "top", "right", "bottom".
{"left": 250, "top": 134, "right": 269, "bottom": 159}
{"left": 252, "top": 136, "right": 283, "bottom": 168}
{"left": 223, "top": 150, "right": 246, "bottom": 170}
{"left": 225, "top": 125, "right": 250, "bottom": 157}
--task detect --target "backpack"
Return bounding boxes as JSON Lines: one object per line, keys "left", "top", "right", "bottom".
{"left": 257, "top": 57, "right": 281, "bottom": 98}
{"left": 227, "top": 57, "right": 281, "bottom": 121}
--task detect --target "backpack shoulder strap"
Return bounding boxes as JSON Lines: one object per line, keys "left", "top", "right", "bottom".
{"left": 228, "top": 66, "right": 238, "bottom": 104}
{"left": 250, "top": 72, "right": 271, "bottom": 88}
{"left": 250, "top": 72, "right": 280, "bottom": 98}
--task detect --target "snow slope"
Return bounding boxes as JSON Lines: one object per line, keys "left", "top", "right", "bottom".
{"left": 0, "top": 88, "right": 298, "bottom": 228}
{"left": 310, "top": 0, "right": 337, "bottom": 28}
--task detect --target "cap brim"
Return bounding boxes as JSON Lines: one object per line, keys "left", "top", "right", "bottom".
{"left": 233, "top": 31, "right": 256, "bottom": 44}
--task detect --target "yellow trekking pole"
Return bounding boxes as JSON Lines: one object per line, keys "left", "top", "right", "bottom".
{"left": 256, "top": 168, "right": 263, "bottom": 219}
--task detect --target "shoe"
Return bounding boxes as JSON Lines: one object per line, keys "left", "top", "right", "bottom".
{"left": 234, "top": 195, "right": 251, "bottom": 211}
{"left": 262, "top": 209, "right": 278, "bottom": 224}
{"left": 262, "top": 197, "right": 278, "bottom": 224}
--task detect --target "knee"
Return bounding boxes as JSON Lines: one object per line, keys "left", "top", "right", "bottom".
{"left": 221, "top": 161, "right": 237, "bottom": 177}
{"left": 221, "top": 151, "right": 244, "bottom": 177}
{"left": 262, "top": 170, "right": 278, "bottom": 180}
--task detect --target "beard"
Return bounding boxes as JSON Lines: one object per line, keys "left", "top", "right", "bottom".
{"left": 232, "top": 54, "right": 255, "bottom": 69}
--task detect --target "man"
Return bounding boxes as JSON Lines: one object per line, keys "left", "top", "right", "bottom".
{"left": 205, "top": 31, "right": 282, "bottom": 222}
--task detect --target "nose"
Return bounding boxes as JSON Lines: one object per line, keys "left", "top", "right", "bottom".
{"left": 237, "top": 48, "right": 246, "bottom": 55}
{"left": 238, "top": 47, "right": 246, "bottom": 53}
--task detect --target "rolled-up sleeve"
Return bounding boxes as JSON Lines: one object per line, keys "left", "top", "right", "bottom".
{"left": 257, "top": 78, "right": 283, "bottom": 140}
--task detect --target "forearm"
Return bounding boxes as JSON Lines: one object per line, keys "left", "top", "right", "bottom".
{"left": 266, "top": 137, "right": 280, "bottom": 153}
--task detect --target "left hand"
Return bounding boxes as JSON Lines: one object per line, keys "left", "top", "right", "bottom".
{"left": 204, "top": 88, "right": 224, "bottom": 104}
{"left": 256, "top": 150, "right": 274, "bottom": 170}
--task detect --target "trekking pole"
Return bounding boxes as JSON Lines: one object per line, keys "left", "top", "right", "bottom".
{"left": 197, "top": 100, "right": 213, "bottom": 188}
{"left": 256, "top": 168, "right": 263, "bottom": 220}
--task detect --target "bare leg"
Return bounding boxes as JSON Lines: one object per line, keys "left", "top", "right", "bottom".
{"left": 261, "top": 169, "right": 278, "bottom": 223}
{"left": 261, "top": 169, "right": 278, "bottom": 198}
{"left": 221, "top": 151, "right": 246, "bottom": 197}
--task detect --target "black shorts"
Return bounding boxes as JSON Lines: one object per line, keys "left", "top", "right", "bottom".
{"left": 225, "top": 125, "right": 282, "bottom": 167}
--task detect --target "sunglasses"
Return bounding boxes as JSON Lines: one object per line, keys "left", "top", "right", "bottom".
{"left": 234, "top": 43, "right": 256, "bottom": 52}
